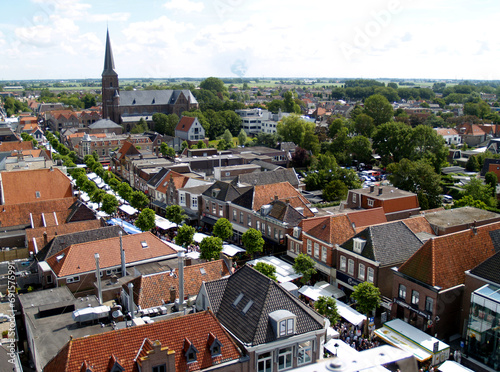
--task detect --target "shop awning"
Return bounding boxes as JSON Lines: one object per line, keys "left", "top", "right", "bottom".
{"left": 107, "top": 218, "right": 142, "bottom": 235}
{"left": 222, "top": 244, "right": 246, "bottom": 257}
{"left": 151, "top": 200, "right": 167, "bottom": 209}
{"left": 314, "top": 281, "right": 346, "bottom": 299}
{"left": 374, "top": 319, "right": 450, "bottom": 364}
{"left": 437, "top": 361, "right": 474, "bottom": 372}
{"left": 193, "top": 233, "right": 210, "bottom": 243}
{"left": 119, "top": 204, "right": 138, "bottom": 215}
{"left": 336, "top": 301, "right": 366, "bottom": 326}
{"left": 201, "top": 216, "right": 218, "bottom": 225}
{"left": 155, "top": 215, "right": 176, "bottom": 230}
{"left": 246, "top": 256, "right": 302, "bottom": 283}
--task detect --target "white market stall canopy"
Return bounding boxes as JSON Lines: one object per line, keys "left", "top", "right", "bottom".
{"left": 193, "top": 232, "right": 210, "bottom": 243}
{"left": 186, "top": 251, "right": 200, "bottom": 260}
{"left": 437, "top": 361, "right": 474, "bottom": 372}
{"left": 119, "top": 204, "right": 138, "bottom": 215}
{"left": 374, "top": 319, "right": 450, "bottom": 365}
{"left": 314, "top": 281, "right": 346, "bottom": 299}
{"left": 336, "top": 301, "right": 366, "bottom": 326}
{"left": 222, "top": 244, "right": 246, "bottom": 257}
{"left": 246, "top": 256, "right": 302, "bottom": 283}
{"left": 155, "top": 215, "right": 176, "bottom": 230}
{"left": 87, "top": 172, "right": 98, "bottom": 180}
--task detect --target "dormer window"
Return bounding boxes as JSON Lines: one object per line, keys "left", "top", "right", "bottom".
{"left": 207, "top": 332, "right": 223, "bottom": 357}
{"left": 269, "top": 310, "right": 296, "bottom": 339}
{"left": 183, "top": 338, "right": 198, "bottom": 364}
{"left": 353, "top": 238, "right": 366, "bottom": 254}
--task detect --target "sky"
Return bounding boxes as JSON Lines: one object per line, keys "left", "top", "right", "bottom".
{"left": 1, "top": 0, "right": 499, "bottom": 81}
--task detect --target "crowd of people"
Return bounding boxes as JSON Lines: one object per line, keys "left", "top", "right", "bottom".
{"left": 332, "top": 320, "right": 381, "bottom": 352}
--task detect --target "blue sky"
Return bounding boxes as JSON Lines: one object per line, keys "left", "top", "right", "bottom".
{"left": 1, "top": 0, "right": 499, "bottom": 80}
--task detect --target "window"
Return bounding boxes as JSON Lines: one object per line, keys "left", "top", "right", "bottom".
{"left": 248, "top": 215, "right": 252, "bottom": 227}
{"left": 219, "top": 204, "right": 223, "bottom": 217}
{"left": 257, "top": 352, "right": 272, "bottom": 372}
{"left": 287, "top": 318, "right": 294, "bottom": 334}
{"left": 348, "top": 259, "right": 354, "bottom": 275}
{"left": 66, "top": 276, "right": 80, "bottom": 284}
{"left": 191, "top": 196, "right": 198, "bottom": 208}
{"left": 212, "top": 202, "right": 216, "bottom": 214}
{"left": 240, "top": 212, "right": 244, "bottom": 224}
{"left": 46, "top": 275, "right": 52, "bottom": 284}
{"left": 35, "top": 191, "right": 41, "bottom": 198}
{"left": 279, "top": 320, "right": 286, "bottom": 336}
{"left": 256, "top": 220, "right": 260, "bottom": 231}
{"left": 340, "top": 256, "right": 346, "bottom": 272}
{"left": 367, "top": 199, "right": 374, "bottom": 207}
{"left": 313, "top": 242, "right": 319, "bottom": 258}
{"left": 398, "top": 284, "right": 406, "bottom": 299}
{"left": 295, "top": 242, "right": 300, "bottom": 254}
{"left": 425, "top": 297, "right": 434, "bottom": 313}
{"left": 261, "top": 222, "right": 266, "bottom": 233}
{"left": 352, "top": 193, "right": 357, "bottom": 203}
{"left": 367, "top": 267, "right": 374, "bottom": 283}
{"left": 307, "top": 240, "right": 312, "bottom": 255}
{"left": 298, "top": 340, "right": 312, "bottom": 365}
{"left": 278, "top": 347, "right": 293, "bottom": 371}
{"left": 267, "top": 225, "right": 271, "bottom": 237}
{"left": 205, "top": 200, "right": 209, "bottom": 211}
{"left": 411, "top": 290, "right": 419, "bottom": 306}
{"left": 274, "top": 228, "right": 278, "bottom": 240}
{"left": 233, "top": 209, "right": 237, "bottom": 221}
{"left": 153, "top": 365, "right": 166, "bottom": 372}
{"left": 180, "top": 193, "right": 185, "bottom": 206}
{"left": 358, "top": 263, "right": 365, "bottom": 280}
{"left": 321, "top": 246, "right": 327, "bottom": 262}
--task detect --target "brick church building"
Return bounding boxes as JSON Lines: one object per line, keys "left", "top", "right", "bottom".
{"left": 101, "top": 30, "right": 199, "bottom": 132}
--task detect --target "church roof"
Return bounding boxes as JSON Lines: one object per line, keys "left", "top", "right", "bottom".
{"left": 88, "top": 119, "right": 121, "bottom": 129}
{"left": 119, "top": 90, "right": 198, "bottom": 106}
{"left": 102, "top": 29, "right": 117, "bottom": 77}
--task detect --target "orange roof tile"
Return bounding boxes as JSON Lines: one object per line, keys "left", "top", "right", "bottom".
{"left": 0, "top": 141, "right": 34, "bottom": 152}
{"left": 302, "top": 214, "right": 356, "bottom": 245}
{"left": 398, "top": 221, "right": 500, "bottom": 289}
{"left": 175, "top": 116, "right": 196, "bottom": 132}
{"left": 44, "top": 310, "right": 241, "bottom": 372}
{"left": 347, "top": 207, "right": 387, "bottom": 229}
{"left": 0, "top": 168, "right": 73, "bottom": 205}
{"left": 252, "top": 182, "right": 309, "bottom": 211}
{"left": 402, "top": 216, "right": 435, "bottom": 235}
{"left": 156, "top": 171, "right": 189, "bottom": 193}
{"left": 46, "top": 232, "right": 177, "bottom": 277}
{"left": 129, "top": 260, "right": 231, "bottom": 309}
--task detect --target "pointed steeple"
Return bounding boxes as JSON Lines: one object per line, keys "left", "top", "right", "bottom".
{"left": 102, "top": 29, "right": 117, "bottom": 76}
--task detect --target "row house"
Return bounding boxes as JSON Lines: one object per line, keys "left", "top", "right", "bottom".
{"left": 200, "top": 181, "right": 246, "bottom": 227}
{"left": 130, "top": 157, "right": 174, "bottom": 193}
{"left": 391, "top": 221, "right": 500, "bottom": 339}
{"left": 343, "top": 185, "right": 420, "bottom": 221}
{"left": 337, "top": 220, "right": 425, "bottom": 309}
{"left": 111, "top": 139, "right": 155, "bottom": 180}
{"left": 228, "top": 181, "right": 314, "bottom": 245}
{"left": 174, "top": 116, "right": 207, "bottom": 146}
{"left": 178, "top": 183, "right": 213, "bottom": 222}
{"left": 435, "top": 128, "right": 461, "bottom": 146}
{"left": 43, "top": 108, "right": 101, "bottom": 132}
{"left": 456, "top": 123, "right": 488, "bottom": 147}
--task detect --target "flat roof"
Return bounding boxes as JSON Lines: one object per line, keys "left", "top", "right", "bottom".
{"left": 353, "top": 186, "right": 416, "bottom": 200}
{"left": 423, "top": 206, "right": 500, "bottom": 228}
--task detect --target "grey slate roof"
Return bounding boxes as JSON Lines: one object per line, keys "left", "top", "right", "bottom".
{"left": 211, "top": 265, "right": 324, "bottom": 346}
{"left": 204, "top": 277, "right": 229, "bottom": 314}
{"left": 340, "top": 221, "right": 423, "bottom": 267}
{"left": 237, "top": 168, "right": 299, "bottom": 187}
{"left": 119, "top": 90, "right": 197, "bottom": 106}
{"left": 203, "top": 181, "right": 243, "bottom": 202}
{"left": 88, "top": 119, "right": 121, "bottom": 129}
{"left": 267, "top": 200, "right": 305, "bottom": 227}
{"left": 469, "top": 250, "right": 500, "bottom": 285}
{"left": 36, "top": 225, "right": 124, "bottom": 262}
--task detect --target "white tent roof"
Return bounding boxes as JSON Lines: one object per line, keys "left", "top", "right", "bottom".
{"left": 119, "top": 204, "right": 138, "bottom": 215}
{"left": 438, "top": 361, "right": 474, "bottom": 372}
{"left": 193, "top": 232, "right": 210, "bottom": 243}
{"left": 222, "top": 244, "right": 245, "bottom": 257}
{"left": 314, "top": 281, "right": 346, "bottom": 298}
{"left": 87, "top": 172, "right": 98, "bottom": 180}
{"left": 246, "top": 256, "right": 301, "bottom": 283}
{"left": 336, "top": 301, "right": 366, "bottom": 326}
{"left": 155, "top": 215, "right": 176, "bottom": 230}
{"left": 186, "top": 251, "right": 200, "bottom": 259}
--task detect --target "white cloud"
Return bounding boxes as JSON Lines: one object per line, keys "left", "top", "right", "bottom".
{"left": 163, "top": 0, "right": 204, "bottom": 13}
{"left": 89, "top": 12, "right": 130, "bottom": 22}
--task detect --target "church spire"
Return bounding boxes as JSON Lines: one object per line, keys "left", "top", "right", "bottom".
{"left": 102, "top": 28, "right": 117, "bottom": 76}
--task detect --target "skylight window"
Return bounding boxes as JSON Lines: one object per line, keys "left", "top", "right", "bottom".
{"left": 35, "top": 191, "right": 41, "bottom": 198}
{"left": 233, "top": 293, "right": 244, "bottom": 307}
{"left": 242, "top": 300, "right": 254, "bottom": 314}
{"left": 141, "top": 241, "right": 148, "bottom": 248}
{"left": 200, "top": 267, "right": 206, "bottom": 275}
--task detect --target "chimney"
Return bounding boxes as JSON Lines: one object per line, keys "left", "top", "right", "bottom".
{"left": 119, "top": 231, "right": 126, "bottom": 277}
{"left": 176, "top": 251, "right": 185, "bottom": 311}
{"left": 274, "top": 195, "right": 279, "bottom": 200}
{"left": 43, "top": 232, "right": 48, "bottom": 245}
{"left": 378, "top": 187, "right": 383, "bottom": 195}
{"left": 370, "top": 185, "right": 374, "bottom": 193}
{"left": 128, "top": 282, "right": 135, "bottom": 319}
{"left": 95, "top": 253, "right": 103, "bottom": 305}
{"left": 169, "top": 286, "right": 176, "bottom": 303}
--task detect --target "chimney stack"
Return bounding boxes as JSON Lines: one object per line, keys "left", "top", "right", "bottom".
{"left": 370, "top": 185, "right": 374, "bottom": 193}
{"left": 95, "top": 253, "right": 102, "bottom": 305}
{"left": 378, "top": 187, "right": 383, "bottom": 195}
{"left": 119, "top": 231, "right": 126, "bottom": 277}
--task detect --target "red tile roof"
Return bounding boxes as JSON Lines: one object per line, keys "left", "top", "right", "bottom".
{"left": 44, "top": 310, "right": 242, "bottom": 372}
{"left": 0, "top": 141, "right": 34, "bottom": 152}
{"left": 156, "top": 171, "right": 189, "bottom": 193}
{"left": 128, "top": 260, "right": 231, "bottom": 309}
{"left": 347, "top": 207, "right": 387, "bottom": 229}
{"left": 398, "top": 221, "right": 500, "bottom": 289}
{"left": 252, "top": 182, "right": 310, "bottom": 212}
{"left": 0, "top": 168, "right": 73, "bottom": 205}
{"left": 402, "top": 216, "right": 435, "bottom": 236}
{"left": 175, "top": 116, "right": 196, "bottom": 132}
{"left": 301, "top": 214, "right": 356, "bottom": 245}
{"left": 46, "top": 232, "right": 177, "bottom": 277}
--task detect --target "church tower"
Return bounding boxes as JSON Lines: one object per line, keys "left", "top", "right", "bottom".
{"left": 102, "top": 29, "right": 120, "bottom": 123}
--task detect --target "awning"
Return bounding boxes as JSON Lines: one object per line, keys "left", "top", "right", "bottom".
{"left": 119, "top": 204, "right": 138, "bottom": 215}
{"left": 374, "top": 319, "right": 450, "bottom": 364}
{"left": 155, "top": 215, "right": 176, "bottom": 230}
{"left": 193, "top": 232, "right": 210, "bottom": 243}
{"left": 437, "top": 361, "right": 474, "bottom": 372}
{"left": 314, "top": 281, "right": 346, "bottom": 299}
{"left": 325, "top": 339, "right": 359, "bottom": 359}
{"left": 201, "top": 216, "right": 218, "bottom": 225}
{"left": 222, "top": 244, "right": 246, "bottom": 257}
{"left": 336, "top": 301, "right": 366, "bottom": 326}
{"left": 186, "top": 251, "right": 200, "bottom": 260}
{"left": 107, "top": 218, "right": 142, "bottom": 234}
{"left": 151, "top": 200, "right": 167, "bottom": 209}
{"left": 246, "top": 256, "right": 302, "bottom": 283}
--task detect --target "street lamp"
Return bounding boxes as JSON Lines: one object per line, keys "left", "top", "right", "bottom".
{"left": 334, "top": 343, "right": 339, "bottom": 357}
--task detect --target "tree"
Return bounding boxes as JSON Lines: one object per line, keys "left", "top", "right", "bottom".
{"left": 363, "top": 94, "right": 394, "bottom": 126}
{"left": 118, "top": 182, "right": 133, "bottom": 201}
{"left": 323, "top": 180, "right": 348, "bottom": 202}
{"left": 160, "top": 142, "right": 176, "bottom": 158}
{"left": 453, "top": 195, "right": 488, "bottom": 210}
{"left": 181, "top": 141, "right": 189, "bottom": 151}
{"left": 153, "top": 113, "right": 179, "bottom": 136}
{"left": 242, "top": 228, "right": 265, "bottom": 258}
{"left": 101, "top": 194, "right": 119, "bottom": 215}
{"left": 293, "top": 253, "right": 317, "bottom": 284}
{"left": 130, "top": 190, "right": 149, "bottom": 210}
{"left": 351, "top": 282, "right": 381, "bottom": 336}
{"left": 461, "top": 177, "right": 496, "bottom": 208}
{"left": 199, "top": 236, "right": 223, "bottom": 261}
{"left": 314, "top": 296, "right": 340, "bottom": 326}
{"left": 485, "top": 172, "right": 498, "bottom": 197}
{"left": 196, "top": 140, "right": 207, "bottom": 149}
{"left": 291, "top": 147, "right": 310, "bottom": 168}
{"left": 372, "top": 121, "right": 413, "bottom": 166}
{"left": 221, "top": 129, "right": 233, "bottom": 147}
{"left": 354, "top": 113, "right": 375, "bottom": 137}
{"left": 213, "top": 218, "right": 233, "bottom": 241}
{"left": 135, "top": 208, "right": 156, "bottom": 232}
{"left": 466, "top": 156, "right": 480, "bottom": 172}
{"left": 277, "top": 115, "right": 319, "bottom": 153}
{"left": 348, "top": 135, "right": 373, "bottom": 165}
{"left": 90, "top": 189, "right": 106, "bottom": 204}
{"left": 238, "top": 129, "right": 247, "bottom": 146}
{"left": 175, "top": 224, "right": 196, "bottom": 247}
{"left": 200, "top": 77, "right": 226, "bottom": 93}
{"left": 164, "top": 204, "right": 186, "bottom": 226}
{"left": 131, "top": 118, "right": 148, "bottom": 134}
{"left": 253, "top": 262, "right": 277, "bottom": 281}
